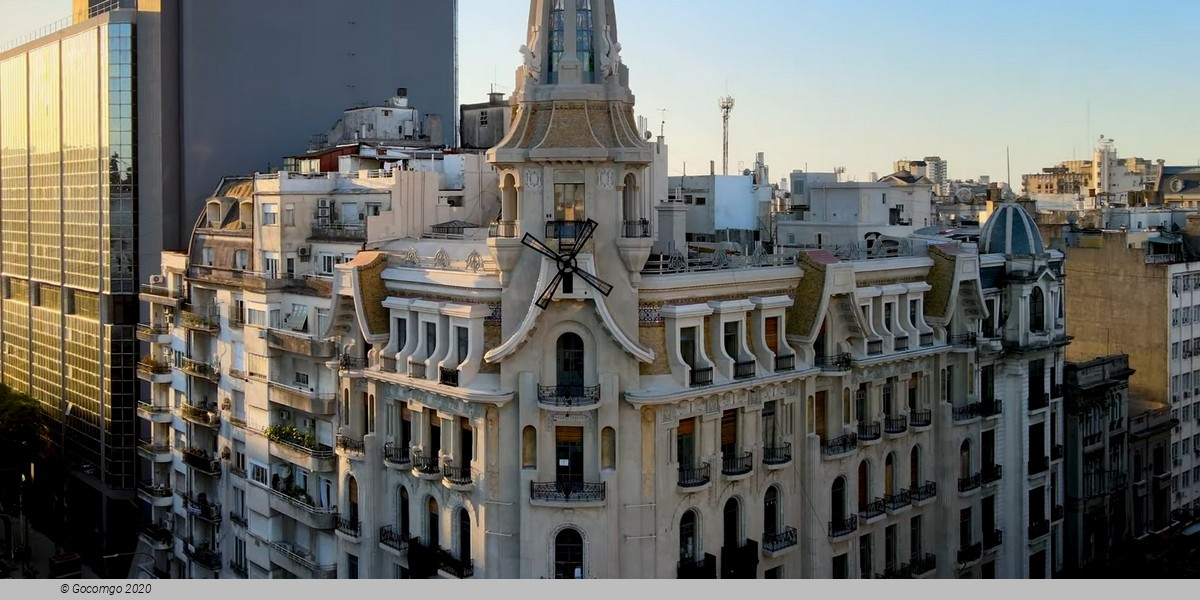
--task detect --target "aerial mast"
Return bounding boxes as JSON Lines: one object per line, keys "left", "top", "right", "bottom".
{"left": 719, "top": 96, "right": 735, "bottom": 175}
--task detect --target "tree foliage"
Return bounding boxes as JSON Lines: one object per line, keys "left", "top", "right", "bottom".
{"left": 0, "top": 383, "right": 44, "bottom": 470}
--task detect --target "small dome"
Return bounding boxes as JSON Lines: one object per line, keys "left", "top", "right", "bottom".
{"left": 979, "top": 202, "right": 1044, "bottom": 256}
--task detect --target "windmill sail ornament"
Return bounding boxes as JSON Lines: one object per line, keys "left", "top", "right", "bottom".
{"left": 520, "top": 219, "right": 613, "bottom": 309}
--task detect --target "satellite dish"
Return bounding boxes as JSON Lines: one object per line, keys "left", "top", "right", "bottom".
{"left": 955, "top": 188, "right": 973, "bottom": 203}
{"left": 644, "top": 130, "right": 653, "bottom": 140}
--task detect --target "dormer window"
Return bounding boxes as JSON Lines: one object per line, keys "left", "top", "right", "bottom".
{"left": 1030, "top": 287, "right": 1046, "bottom": 333}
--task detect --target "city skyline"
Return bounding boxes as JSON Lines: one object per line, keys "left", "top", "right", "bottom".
{"left": 4, "top": 0, "right": 1199, "bottom": 187}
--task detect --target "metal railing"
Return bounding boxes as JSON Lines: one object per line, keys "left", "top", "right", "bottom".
{"left": 677, "top": 463, "right": 711, "bottom": 488}
{"left": 181, "top": 448, "right": 221, "bottom": 474}
{"left": 439, "top": 367, "right": 459, "bottom": 387}
{"left": 984, "top": 528, "right": 1003, "bottom": 550}
{"left": 980, "top": 398, "right": 1003, "bottom": 417}
{"left": 884, "top": 415, "right": 908, "bottom": 434}
{"left": 137, "top": 323, "right": 169, "bottom": 337}
{"left": 894, "top": 336, "right": 909, "bottom": 351}
{"left": 858, "top": 421, "right": 881, "bottom": 441}
{"left": 137, "top": 358, "right": 171, "bottom": 375}
{"left": 867, "top": 340, "right": 883, "bottom": 355}
{"left": 982, "top": 464, "right": 1002, "bottom": 484}
{"left": 816, "top": 353, "right": 851, "bottom": 371}
{"left": 884, "top": 490, "right": 912, "bottom": 511}
{"left": 488, "top": 220, "right": 519, "bottom": 239}
{"left": 139, "top": 283, "right": 183, "bottom": 299}
{"left": 383, "top": 443, "right": 411, "bottom": 466}
{"left": 762, "top": 526, "right": 797, "bottom": 552}
{"left": 443, "top": 462, "right": 472, "bottom": 486}
{"left": 530, "top": 480, "right": 606, "bottom": 503}
{"left": 537, "top": 384, "right": 601, "bottom": 408}
{"left": 379, "top": 526, "right": 410, "bottom": 552}
{"left": 408, "top": 361, "right": 427, "bottom": 379}
{"left": 181, "top": 403, "right": 220, "bottom": 427}
{"left": 1029, "top": 392, "right": 1050, "bottom": 411}
{"left": 910, "top": 552, "right": 936, "bottom": 575}
{"left": 1028, "top": 456, "right": 1049, "bottom": 476}
{"left": 828, "top": 515, "right": 858, "bottom": 538}
{"left": 336, "top": 435, "right": 365, "bottom": 455}
{"left": 957, "top": 542, "right": 982, "bottom": 564}
{"left": 184, "top": 545, "right": 222, "bottom": 570}
{"left": 721, "top": 451, "right": 753, "bottom": 476}
{"left": 920, "top": 332, "right": 934, "bottom": 347}
{"left": 437, "top": 549, "right": 474, "bottom": 579}
{"left": 859, "top": 498, "right": 886, "bottom": 520}
{"left": 413, "top": 454, "right": 441, "bottom": 475}
{"left": 268, "top": 484, "right": 337, "bottom": 516}
{"left": 957, "top": 473, "right": 981, "bottom": 493}
{"left": 734, "top": 360, "right": 756, "bottom": 380}
{"left": 949, "top": 333, "right": 977, "bottom": 347}
{"left": 821, "top": 433, "right": 857, "bottom": 457}
{"left": 310, "top": 223, "right": 366, "bottom": 242}
{"left": 689, "top": 367, "right": 714, "bottom": 387}
{"left": 336, "top": 516, "right": 361, "bottom": 537}
{"left": 774, "top": 354, "right": 795, "bottom": 372}
{"left": 2, "top": 0, "right": 129, "bottom": 53}
{"left": 762, "top": 442, "right": 792, "bottom": 465}
{"left": 910, "top": 481, "right": 937, "bottom": 502}
{"left": 1028, "top": 519, "right": 1050, "bottom": 540}
{"left": 910, "top": 410, "right": 932, "bottom": 428}
{"left": 622, "top": 218, "right": 651, "bottom": 238}
{"left": 229, "top": 560, "right": 248, "bottom": 578}
{"left": 229, "top": 511, "right": 248, "bottom": 529}
{"left": 952, "top": 403, "right": 981, "bottom": 421}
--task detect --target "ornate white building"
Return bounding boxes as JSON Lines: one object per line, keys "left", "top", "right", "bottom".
{"left": 136, "top": 0, "right": 1068, "bottom": 579}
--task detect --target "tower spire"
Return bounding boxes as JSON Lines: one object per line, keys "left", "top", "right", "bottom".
{"left": 517, "top": 1, "right": 625, "bottom": 96}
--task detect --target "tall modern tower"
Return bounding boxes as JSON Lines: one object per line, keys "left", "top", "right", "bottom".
{"left": 0, "top": 0, "right": 456, "bottom": 562}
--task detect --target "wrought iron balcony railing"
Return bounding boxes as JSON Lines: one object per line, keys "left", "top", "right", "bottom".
{"left": 530, "top": 480, "right": 606, "bottom": 503}
{"left": 957, "top": 473, "right": 981, "bottom": 493}
{"left": 336, "top": 435, "right": 365, "bottom": 455}
{"left": 379, "top": 525, "right": 410, "bottom": 552}
{"left": 982, "top": 463, "right": 1002, "bottom": 484}
{"left": 774, "top": 354, "right": 795, "bottom": 372}
{"left": 1028, "top": 518, "right": 1050, "bottom": 540}
{"left": 957, "top": 542, "right": 982, "bottom": 564}
{"left": 439, "top": 367, "right": 459, "bottom": 387}
{"left": 622, "top": 218, "right": 651, "bottom": 238}
{"left": 984, "top": 528, "right": 1003, "bottom": 550}
{"left": 910, "top": 481, "right": 937, "bottom": 502}
{"left": 884, "top": 415, "right": 908, "bottom": 434}
{"left": 859, "top": 498, "right": 886, "bottom": 520}
{"left": 953, "top": 403, "right": 981, "bottom": 421}
{"left": 858, "top": 421, "right": 881, "bottom": 441}
{"left": 828, "top": 515, "right": 858, "bottom": 538}
{"left": 383, "top": 443, "right": 411, "bottom": 466}
{"left": 337, "top": 516, "right": 361, "bottom": 537}
{"left": 884, "top": 490, "right": 912, "bottom": 511}
{"left": 821, "top": 433, "right": 857, "bottom": 457}
{"left": 413, "top": 454, "right": 441, "bottom": 475}
{"left": 443, "top": 462, "right": 473, "bottom": 486}
{"left": 734, "top": 360, "right": 756, "bottom": 380}
{"left": 537, "top": 384, "right": 601, "bottom": 408}
{"left": 678, "top": 463, "right": 711, "bottom": 488}
{"left": 762, "top": 442, "right": 792, "bottom": 465}
{"left": 689, "top": 367, "right": 714, "bottom": 387}
{"left": 910, "top": 409, "right": 932, "bottom": 428}
{"left": 815, "top": 353, "right": 851, "bottom": 371}
{"left": 721, "top": 451, "right": 753, "bottom": 476}
{"left": 980, "top": 398, "right": 1003, "bottom": 417}
{"left": 910, "top": 552, "right": 936, "bottom": 575}
{"left": 762, "top": 526, "right": 797, "bottom": 552}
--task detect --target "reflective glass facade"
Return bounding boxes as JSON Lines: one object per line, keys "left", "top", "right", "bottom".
{"left": 0, "top": 21, "right": 137, "bottom": 490}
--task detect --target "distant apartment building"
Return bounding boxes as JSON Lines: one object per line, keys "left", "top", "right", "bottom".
{"left": 1049, "top": 219, "right": 1200, "bottom": 515}
{"left": 1022, "top": 136, "right": 1162, "bottom": 210}
{"left": 0, "top": 0, "right": 456, "bottom": 564}
{"left": 776, "top": 169, "right": 933, "bottom": 252}
{"left": 895, "top": 157, "right": 948, "bottom": 197}
{"left": 667, "top": 152, "right": 777, "bottom": 248}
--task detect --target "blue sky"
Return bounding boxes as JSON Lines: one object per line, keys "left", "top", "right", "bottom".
{"left": 5, "top": 0, "right": 1198, "bottom": 186}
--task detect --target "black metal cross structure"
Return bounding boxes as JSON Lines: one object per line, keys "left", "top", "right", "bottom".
{"left": 520, "top": 219, "right": 614, "bottom": 309}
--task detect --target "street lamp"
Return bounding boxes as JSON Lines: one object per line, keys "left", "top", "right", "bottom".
{"left": 102, "top": 552, "right": 158, "bottom": 579}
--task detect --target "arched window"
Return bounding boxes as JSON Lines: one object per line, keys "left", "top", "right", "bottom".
{"left": 347, "top": 476, "right": 359, "bottom": 523}
{"left": 501, "top": 173, "right": 518, "bottom": 224}
{"left": 398, "top": 487, "right": 410, "bottom": 538}
{"left": 857, "top": 460, "right": 870, "bottom": 512}
{"left": 909, "top": 446, "right": 921, "bottom": 488}
{"left": 723, "top": 498, "right": 741, "bottom": 548}
{"left": 831, "top": 477, "right": 846, "bottom": 524}
{"left": 554, "top": 528, "right": 585, "bottom": 579}
{"left": 556, "top": 333, "right": 585, "bottom": 394}
{"left": 427, "top": 497, "right": 440, "bottom": 548}
{"left": 764, "top": 486, "right": 781, "bottom": 536}
{"left": 680, "top": 510, "right": 698, "bottom": 562}
{"left": 884, "top": 453, "right": 896, "bottom": 497}
{"left": 601, "top": 426, "right": 616, "bottom": 470}
{"left": 547, "top": 0, "right": 566, "bottom": 83}
{"left": 458, "top": 508, "right": 471, "bottom": 562}
{"left": 522, "top": 425, "right": 538, "bottom": 469}
{"left": 1030, "top": 287, "right": 1045, "bottom": 333}
{"left": 576, "top": 0, "right": 595, "bottom": 82}
{"left": 960, "top": 439, "right": 972, "bottom": 479}
{"left": 622, "top": 174, "right": 639, "bottom": 230}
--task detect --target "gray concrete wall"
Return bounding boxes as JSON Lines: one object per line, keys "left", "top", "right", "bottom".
{"left": 175, "top": 0, "right": 458, "bottom": 248}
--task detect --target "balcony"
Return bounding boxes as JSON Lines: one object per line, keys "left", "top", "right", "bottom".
{"left": 734, "top": 360, "right": 756, "bottom": 380}
{"left": 137, "top": 482, "right": 173, "bottom": 508}
{"left": 952, "top": 402, "right": 981, "bottom": 422}
{"left": 894, "top": 336, "right": 910, "bottom": 352}
{"left": 957, "top": 473, "right": 981, "bottom": 493}
{"left": 1028, "top": 456, "right": 1049, "bottom": 476}
{"left": 136, "top": 357, "right": 172, "bottom": 383}
{"left": 774, "top": 354, "right": 795, "bottom": 372}
{"left": 181, "top": 309, "right": 220, "bottom": 333}
{"left": 815, "top": 353, "right": 851, "bottom": 372}
{"left": 139, "top": 524, "right": 173, "bottom": 550}
{"left": 949, "top": 333, "right": 977, "bottom": 348}
{"left": 336, "top": 434, "right": 365, "bottom": 456}
{"left": 762, "top": 526, "right": 797, "bottom": 554}
{"left": 336, "top": 516, "right": 361, "bottom": 539}
{"left": 828, "top": 515, "right": 858, "bottom": 539}
{"left": 530, "top": 480, "right": 606, "bottom": 504}
{"left": 762, "top": 443, "right": 792, "bottom": 466}
{"left": 136, "top": 323, "right": 170, "bottom": 343}
{"left": 859, "top": 498, "right": 886, "bottom": 521}
{"left": 689, "top": 367, "right": 714, "bottom": 387}
{"left": 137, "top": 441, "right": 172, "bottom": 463}
{"left": 919, "top": 332, "right": 934, "bottom": 347}
{"left": 229, "top": 511, "right": 247, "bottom": 529}
{"left": 984, "top": 528, "right": 1003, "bottom": 550}
{"left": 383, "top": 443, "right": 411, "bottom": 467}
{"left": 408, "top": 360, "right": 427, "bottom": 379}
{"left": 678, "top": 463, "right": 712, "bottom": 489}
{"left": 909, "top": 553, "right": 936, "bottom": 576}
{"left": 537, "top": 384, "right": 601, "bottom": 410}
{"left": 488, "top": 220, "right": 518, "bottom": 239}
{"left": 443, "top": 462, "right": 473, "bottom": 487}
{"left": 982, "top": 464, "right": 1002, "bottom": 484}
{"left": 437, "top": 549, "right": 474, "bottom": 579}
{"left": 181, "top": 447, "right": 221, "bottom": 476}
{"left": 309, "top": 223, "right": 366, "bottom": 242}
{"left": 884, "top": 490, "right": 912, "bottom": 512}
{"left": 413, "top": 454, "right": 441, "bottom": 477}
{"left": 185, "top": 496, "right": 222, "bottom": 524}
{"left": 379, "top": 525, "right": 410, "bottom": 554}
{"left": 622, "top": 218, "right": 651, "bottom": 238}
{"left": 677, "top": 553, "right": 718, "bottom": 579}
{"left": 1052, "top": 504, "right": 1064, "bottom": 521}
{"left": 140, "top": 283, "right": 184, "bottom": 304}
{"left": 177, "top": 356, "right": 220, "bottom": 382}
{"left": 267, "top": 484, "right": 337, "bottom": 530}
{"left": 884, "top": 415, "right": 908, "bottom": 435}
{"left": 980, "top": 398, "right": 1002, "bottom": 418}
{"left": 867, "top": 340, "right": 883, "bottom": 355}
{"left": 877, "top": 564, "right": 912, "bottom": 579}
{"left": 545, "top": 220, "right": 589, "bottom": 252}
{"left": 265, "top": 425, "right": 335, "bottom": 472}
{"left": 1028, "top": 518, "right": 1050, "bottom": 541}
{"left": 338, "top": 354, "right": 367, "bottom": 371}
{"left": 1052, "top": 444, "right": 1064, "bottom": 461}
{"left": 910, "top": 410, "right": 931, "bottom": 429}
{"left": 439, "top": 367, "right": 460, "bottom": 387}
{"left": 857, "top": 421, "right": 881, "bottom": 442}
{"left": 821, "top": 433, "right": 858, "bottom": 458}
{"left": 184, "top": 543, "right": 222, "bottom": 571}
{"left": 266, "top": 328, "right": 336, "bottom": 358}
{"left": 136, "top": 400, "right": 173, "bottom": 424}
{"left": 267, "top": 382, "right": 337, "bottom": 416}
{"left": 957, "top": 542, "right": 982, "bottom": 564}
{"left": 721, "top": 451, "right": 753, "bottom": 477}
{"left": 180, "top": 403, "right": 220, "bottom": 429}
{"left": 269, "top": 541, "right": 337, "bottom": 579}
{"left": 910, "top": 481, "right": 937, "bottom": 503}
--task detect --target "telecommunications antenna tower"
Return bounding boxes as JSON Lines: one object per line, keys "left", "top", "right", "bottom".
{"left": 719, "top": 96, "right": 735, "bottom": 175}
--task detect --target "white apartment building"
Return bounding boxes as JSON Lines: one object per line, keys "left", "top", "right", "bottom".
{"left": 778, "top": 171, "right": 934, "bottom": 251}
{"left": 139, "top": 0, "right": 1064, "bottom": 579}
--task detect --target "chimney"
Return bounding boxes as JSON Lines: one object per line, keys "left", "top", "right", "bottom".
{"left": 710, "top": 161, "right": 715, "bottom": 176}
{"left": 397, "top": 87, "right": 408, "bottom": 98}
{"left": 488, "top": 92, "right": 505, "bottom": 104}
{"left": 426, "top": 114, "right": 443, "bottom": 146}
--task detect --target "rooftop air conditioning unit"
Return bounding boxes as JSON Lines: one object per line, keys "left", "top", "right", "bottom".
{"left": 149, "top": 275, "right": 165, "bottom": 285}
